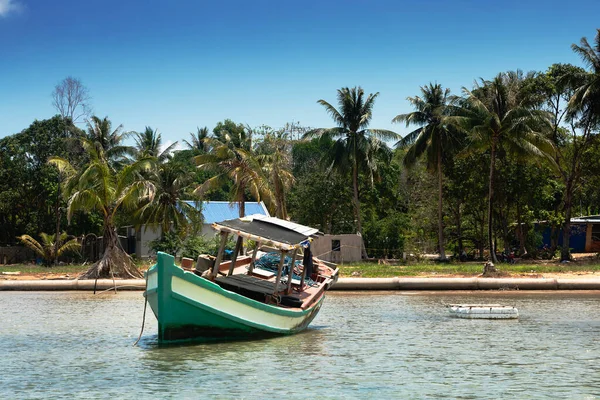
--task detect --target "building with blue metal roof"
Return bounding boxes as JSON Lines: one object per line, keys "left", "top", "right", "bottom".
{"left": 131, "top": 201, "right": 270, "bottom": 258}
{"left": 183, "top": 201, "right": 270, "bottom": 224}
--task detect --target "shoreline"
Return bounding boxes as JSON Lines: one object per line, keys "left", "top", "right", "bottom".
{"left": 2, "top": 276, "right": 600, "bottom": 291}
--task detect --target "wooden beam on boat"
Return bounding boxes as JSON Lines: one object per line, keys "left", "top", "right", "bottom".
{"left": 286, "top": 249, "right": 298, "bottom": 295}
{"left": 212, "top": 231, "right": 230, "bottom": 277}
{"left": 211, "top": 224, "right": 298, "bottom": 251}
{"left": 300, "top": 251, "right": 307, "bottom": 289}
{"left": 228, "top": 236, "right": 244, "bottom": 276}
{"left": 274, "top": 250, "right": 287, "bottom": 294}
{"left": 248, "top": 240, "right": 261, "bottom": 274}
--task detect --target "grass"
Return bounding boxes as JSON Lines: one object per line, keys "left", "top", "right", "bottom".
{"left": 0, "top": 259, "right": 153, "bottom": 276}
{"left": 338, "top": 260, "right": 600, "bottom": 278}
{"left": 2, "top": 258, "right": 600, "bottom": 279}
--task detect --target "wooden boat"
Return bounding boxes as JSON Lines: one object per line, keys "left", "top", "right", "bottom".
{"left": 144, "top": 214, "right": 338, "bottom": 342}
{"left": 448, "top": 304, "right": 519, "bottom": 319}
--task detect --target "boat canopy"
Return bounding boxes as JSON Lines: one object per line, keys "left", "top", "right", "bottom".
{"left": 212, "top": 214, "right": 322, "bottom": 251}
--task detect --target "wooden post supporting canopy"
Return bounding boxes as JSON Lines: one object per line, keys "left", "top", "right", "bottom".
{"left": 248, "top": 241, "right": 261, "bottom": 274}
{"left": 212, "top": 231, "right": 230, "bottom": 277}
{"left": 274, "top": 250, "right": 287, "bottom": 294}
{"left": 286, "top": 249, "right": 298, "bottom": 294}
{"left": 300, "top": 249, "right": 307, "bottom": 289}
{"left": 228, "top": 236, "right": 244, "bottom": 276}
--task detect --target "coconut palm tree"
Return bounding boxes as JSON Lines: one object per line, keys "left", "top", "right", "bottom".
{"left": 306, "top": 87, "right": 399, "bottom": 242}
{"left": 49, "top": 138, "right": 154, "bottom": 279}
{"left": 194, "top": 132, "right": 270, "bottom": 218}
{"left": 183, "top": 127, "right": 210, "bottom": 153}
{"left": 18, "top": 232, "right": 81, "bottom": 267}
{"left": 549, "top": 30, "right": 600, "bottom": 261}
{"left": 568, "top": 29, "right": 600, "bottom": 124}
{"left": 393, "top": 83, "right": 458, "bottom": 260}
{"left": 256, "top": 131, "right": 295, "bottom": 219}
{"left": 450, "top": 73, "right": 553, "bottom": 263}
{"left": 133, "top": 126, "right": 177, "bottom": 163}
{"left": 85, "top": 116, "right": 134, "bottom": 168}
{"left": 135, "top": 161, "right": 200, "bottom": 235}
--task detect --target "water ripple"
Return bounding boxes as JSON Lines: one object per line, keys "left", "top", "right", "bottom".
{"left": 0, "top": 291, "right": 599, "bottom": 398}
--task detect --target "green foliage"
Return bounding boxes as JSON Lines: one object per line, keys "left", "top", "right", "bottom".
{"left": 17, "top": 232, "right": 81, "bottom": 266}
{"left": 149, "top": 231, "right": 182, "bottom": 256}
{"left": 306, "top": 86, "right": 399, "bottom": 237}
{"left": 180, "top": 235, "right": 236, "bottom": 259}
{"left": 0, "top": 116, "right": 84, "bottom": 244}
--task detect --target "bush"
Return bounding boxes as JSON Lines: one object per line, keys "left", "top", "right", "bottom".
{"left": 181, "top": 235, "right": 236, "bottom": 259}
{"left": 149, "top": 232, "right": 182, "bottom": 256}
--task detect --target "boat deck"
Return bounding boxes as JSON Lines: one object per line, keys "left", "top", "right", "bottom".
{"left": 190, "top": 256, "right": 329, "bottom": 310}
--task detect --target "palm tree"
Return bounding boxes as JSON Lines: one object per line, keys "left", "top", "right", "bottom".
{"left": 18, "top": 232, "right": 81, "bottom": 266}
{"left": 194, "top": 132, "right": 270, "bottom": 218}
{"left": 183, "top": 127, "right": 210, "bottom": 152}
{"left": 393, "top": 83, "right": 456, "bottom": 260}
{"left": 569, "top": 29, "right": 600, "bottom": 124}
{"left": 135, "top": 161, "right": 200, "bottom": 235}
{"left": 85, "top": 116, "right": 134, "bottom": 168}
{"left": 450, "top": 73, "right": 553, "bottom": 263}
{"left": 306, "top": 87, "right": 398, "bottom": 243}
{"left": 550, "top": 30, "right": 600, "bottom": 261}
{"left": 49, "top": 138, "right": 154, "bottom": 279}
{"left": 256, "top": 131, "right": 295, "bottom": 219}
{"left": 133, "top": 126, "right": 177, "bottom": 163}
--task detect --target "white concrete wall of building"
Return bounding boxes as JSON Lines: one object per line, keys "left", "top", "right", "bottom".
{"left": 137, "top": 225, "right": 161, "bottom": 258}
{"left": 311, "top": 234, "right": 363, "bottom": 263}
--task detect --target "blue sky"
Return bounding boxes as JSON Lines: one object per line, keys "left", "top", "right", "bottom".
{"left": 1, "top": 0, "right": 599, "bottom": 148}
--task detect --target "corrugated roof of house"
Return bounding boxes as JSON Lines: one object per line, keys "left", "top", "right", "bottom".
{"left": 571, "top": 215, "right": 600, "bottom": 223}
{"left": 182, "top": 201, "right": 269, "bottom": 224}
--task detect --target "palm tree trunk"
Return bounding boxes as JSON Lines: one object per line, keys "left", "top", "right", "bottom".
{"left": 353, "top": 159, "right": 368, "bottom": 259}
{"left": 437, "top": 147, "right": 446, "bottom": 260}
{"left": 239, "top": 200, "right": 245, "bottom": 218}
{"left": 79, "top": 216, "right": 142, "bottom": 279}
{"left": 516, "top": 201, "right": 527, "bottom": 256}
{"left": 561, "top": 182, "right": 573, "bottom": 261}
{"left": 488, "top": 140, "right": 498, "bottom": 264}
{"left": 54, "top": 180, "right": 61, "bottom": 266}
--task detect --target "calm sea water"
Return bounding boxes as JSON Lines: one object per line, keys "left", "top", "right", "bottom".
{"left": 1, "top": 290, "right": 599, "bottom": 399}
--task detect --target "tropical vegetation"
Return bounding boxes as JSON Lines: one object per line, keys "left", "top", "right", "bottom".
{"left": 0, "top": 29, "right": 599, "bottom": 277}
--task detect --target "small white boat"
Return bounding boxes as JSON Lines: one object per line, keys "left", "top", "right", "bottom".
{"left": 448, "top": 304, "right": 519, "bottom": 319}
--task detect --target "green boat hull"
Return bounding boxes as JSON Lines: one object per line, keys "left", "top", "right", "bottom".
{"left": 144, "top": 252, "right": 324, "bottom": 342}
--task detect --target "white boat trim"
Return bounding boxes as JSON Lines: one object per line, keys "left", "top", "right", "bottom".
{"left": 171, "top": 276, "right": 310, "bottom": 330}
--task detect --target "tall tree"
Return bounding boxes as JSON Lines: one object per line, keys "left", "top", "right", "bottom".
{"left": 133, "top": 126, "right": 177, "bottom": 163}
{"left": 551, "top": 30, "right": 600, "bottom": 260}
{"left": 135, "top": 160, "right": 200, "bottom": 235}
{"left": 183, "top": 127, "right": 210, "bottom": 152}
{"left": 51, "top": 76, "right": 92, "bottom": 124}
{"left": 52, "top": 77, "right": 92, "bottom": 265}
{"left": 50, "top": 128, "right": 154, "bottom": 279}
{"left": 451, "top": 72, "right": 553, "bottom": 263}
{"left": 306, "top": 87, "right": 398, "bottom": 252}
{"left": 85, "top": 116, "right": 134, "bottom": 168}
{"left": 255, "top": 130, "right": 295, "bottom": 219}
{"left": 194, "top": 129, "right": 270, "bottom": 218}
{"left": 393, "top": 83, "right": 457, "bottom": 260}
{"left": 569, "top": 29, "right": 600, "bottom": 126}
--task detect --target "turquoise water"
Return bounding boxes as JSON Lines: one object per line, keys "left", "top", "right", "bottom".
{"left": 1, "top": 290, "right": 599, "bottom": 399}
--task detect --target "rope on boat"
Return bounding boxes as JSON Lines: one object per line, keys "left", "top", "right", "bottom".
{"left": 133, "top": 275, "right": 148, "bottom": 347}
